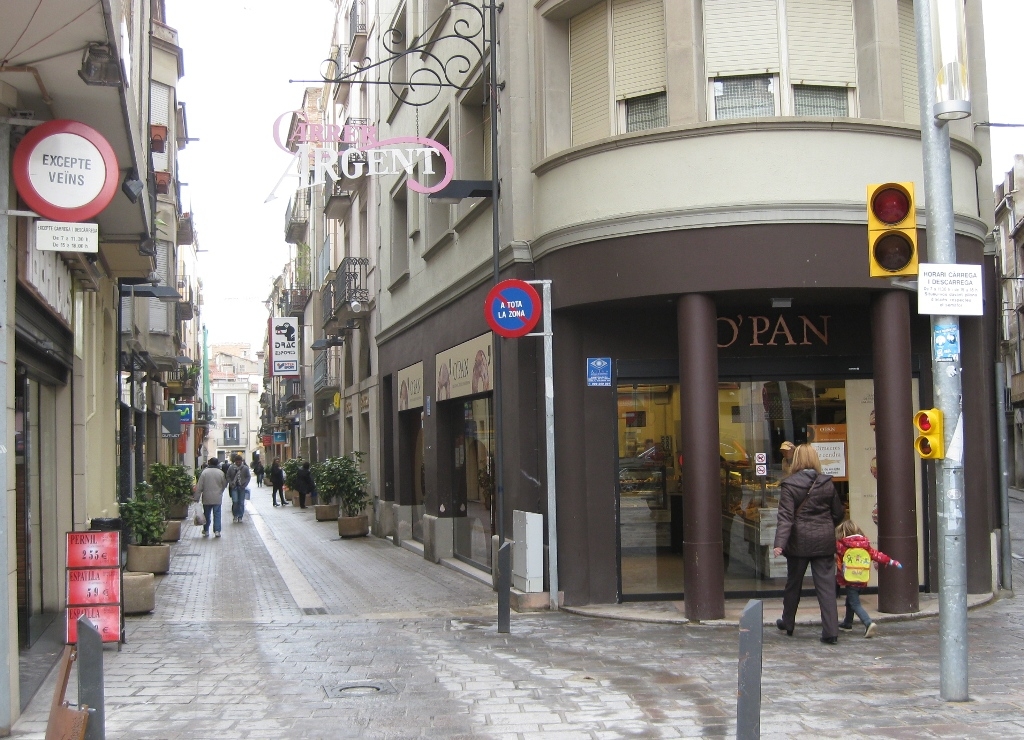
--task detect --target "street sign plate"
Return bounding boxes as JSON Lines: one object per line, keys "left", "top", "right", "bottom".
{"left": 755, "top": 464, "right": 768, "bottom": 476}
{"left": 35, "top": 221, "right": 99, "bottom": 252}
{"left": 484, "top": 279, "right": 541, "bottom": 338}
{"left": 175, "top": 403, "right": 194, "bottom": 423}
{"left": 754, "top": 452, "right": 767, "bottom": 465}
{"left": 587, "top": 358, "right": 612, "bottom": 387}
{"left": 918, "top": 263, "right": 983, "bottom": 316}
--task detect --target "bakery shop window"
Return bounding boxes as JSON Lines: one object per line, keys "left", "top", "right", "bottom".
{"left": 452, "top": 397, "right": 494, "bottom": 571}
{"left": 720, "top": 379, "right": 852, "bottom": 593}
{"left": 617, "top": 383, "right": 683, "bottom": 598}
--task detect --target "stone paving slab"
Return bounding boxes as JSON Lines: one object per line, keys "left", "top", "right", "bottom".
{"left": 9, "top": 484, "right": 1024, "bottom": 738}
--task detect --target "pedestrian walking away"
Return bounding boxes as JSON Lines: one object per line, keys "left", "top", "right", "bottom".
{"left": 295, "top": 461, "right": 315, "bottom": 509}
{"left": 269, "top": 458, "right": 287, "bottom": 506}
{"left": 773, "top": 444, "right": 845, "bottom": 644}
{"left": 227, "top": 454, "right": 252, "bottom": 522}
{"left": 193, "top": 457, "right": 227, "bottom": 537}
{"left": 253, "top": 458, "right": 265, "bottom": 488}
{"left": 836, "top": 519, "right": 902, "bottom": 638}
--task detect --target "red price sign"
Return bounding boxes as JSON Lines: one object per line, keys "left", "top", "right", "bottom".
{"left": 67, "top": 569, "right": 121, "bottom": 606}
{"left": 66, "top": 531, "right": 119, "bottom": 568}
{"left": 66, "top": 606, "right": 121, "bottom": 644}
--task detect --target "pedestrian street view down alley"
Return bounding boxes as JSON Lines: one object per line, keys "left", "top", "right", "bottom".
{"left": 8, "top": 0, "right": 1024, "bottom": 737}
{"left": 9, "top": 483, "right": 1024, "bottom": 739}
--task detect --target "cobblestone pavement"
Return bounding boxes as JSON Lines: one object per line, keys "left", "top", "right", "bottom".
{"left": 10, "top": 486, "right": 1024, "bottom": 739}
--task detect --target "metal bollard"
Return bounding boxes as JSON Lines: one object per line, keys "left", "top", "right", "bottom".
{"left": 736, "top": 599, "right": 763, "bottom": 740}
{"left": 497, "top": 541, "right": 511, "bottom": 634}
{"left": 77, "top": 616, "right": 106, "bottom": 740}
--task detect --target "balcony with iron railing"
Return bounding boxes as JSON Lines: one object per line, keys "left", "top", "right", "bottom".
{"left": 324, "top": 179, "right": 354, "bottom": 219}
{"left": 285, "top": 194, "right": 310, "bottom": 244}
{"left": 314, "top": 346, "right": 342, "bottom": 393}
{"left": 281, "top": 286, "right": 311, "bottom": 317}
{"left": 329, "top": 257, "right": 370, "bottom": 325}
{"left": 348, "top": 0, "right": 367, "bottom": 59}
{"left": 281, "top": 379, "right": 304, "bottom": 410}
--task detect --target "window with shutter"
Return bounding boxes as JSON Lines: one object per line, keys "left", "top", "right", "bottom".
{"left": 613, "top": 0, "right": 666, "bottom": 100}
{"left": 898, "top": 0, "right": 920, "bottom": 124}
{"left": 626, "top": 93, "right": 668, "bottom": 132}
{"left": 786, "top": 0, "right": 856, "bottom": 86}
{"left": 714, "top": 76, "right": 776, "bottom": 119}
{"left": 151, "top": 82, "right": 171, "bottom": 172}
{"left": 149, "top": 241, "right": 170, "bottom": 334}
{"left": 569, "top": 3, "right": 610, "bottom": 146}
{"left": 704, "top": 0, "right": 780, "bottom": 77}
{"left": 793, "top": 85, "right": 849, "bottom": 117}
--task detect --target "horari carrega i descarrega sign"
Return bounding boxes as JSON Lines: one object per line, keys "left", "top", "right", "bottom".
{"left": 266, "top": 111, "right": 454, "bottom": 202}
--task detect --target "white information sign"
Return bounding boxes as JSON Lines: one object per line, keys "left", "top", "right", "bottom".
{"left": 918, "top": 263, "right": 983, "bottom": 316}
{"left": 269, "top": 316, "right": 300, "bottom": 377}
{"left": 35, "top": 221, "right": 98, "bottom": 253}
{"left": 27, "top": 132, "right": 108, "bottom": 208}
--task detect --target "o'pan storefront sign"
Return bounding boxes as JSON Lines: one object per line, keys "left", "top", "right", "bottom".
{"left": 267, "top": 112, "right": 454, "bottom": 201}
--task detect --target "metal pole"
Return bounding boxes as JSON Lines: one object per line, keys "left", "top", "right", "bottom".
{"left": 527, "top": 280, "right": 558, "bottom": 611}
{"left": 77, "top": 616, "right": 105, "bottom": 740}
{"left": 995, "top": 363, "right": 1013, "bottom": 592}
{"left": 488, "top": 0, "right": 510, "bottom": 634}
{"left": 736, "top": 599, "right": 763, "bottom": 740}
{"left": 0, "top": 119, "right": 14, "bottom": 735}
{"left": 914, "top": 0, "right": 969, "bottom": 701}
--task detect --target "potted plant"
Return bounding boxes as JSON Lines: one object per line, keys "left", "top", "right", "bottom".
{"left": 331, "top": 452, "right": 371, "bottom": 537}
{"left": 149, "top": 462, "right": 194, "bottom": 522}
{"left": 120, "top": 482, "right": 171, "bottom": 574}
{"left": 310, "top": 458, "right": 343, "bottom": 521}
{"left": 282, "top": 457, "right": 305, "bottom": 505}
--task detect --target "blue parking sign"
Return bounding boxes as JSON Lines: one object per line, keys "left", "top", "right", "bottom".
{"left": 587, "top": 358, "right": 612, "bottom": 387}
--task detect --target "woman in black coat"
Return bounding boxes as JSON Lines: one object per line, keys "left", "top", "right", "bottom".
{"left": 773, "top": 444, "right": 845, "bottom": 643}
{"left": 269, "top": 459, "right": 287, "bottom": 507}
{"left": 294, "top": 461, "right": 316, "bottom": 509}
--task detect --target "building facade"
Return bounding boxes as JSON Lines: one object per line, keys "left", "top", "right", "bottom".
{"left": 371, "top": 0, "right": 1000, "bottom": 618}
{"left": 206, "top": 345, "right": 263, "bottom": 463}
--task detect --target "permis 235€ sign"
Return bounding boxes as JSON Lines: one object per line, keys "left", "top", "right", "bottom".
{"left": 12, "top": 119, "right": 119, "bottom": 222}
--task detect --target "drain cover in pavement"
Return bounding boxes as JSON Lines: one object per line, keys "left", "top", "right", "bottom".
{"left": 326, "top": 680, "right": 396, "bottom": 698}
{"left": 302, "top": 607, "right": 328, "bottom": 615}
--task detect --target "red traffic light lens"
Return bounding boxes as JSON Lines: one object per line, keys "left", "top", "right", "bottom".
{"left": 918, "top": 416, "right": 931, "bottom": 432}
{"left": 872, "top": 187, "right": 911, "bottom": 225}
{"left": 873, "top": 233, "right": 914, "bottom": 272}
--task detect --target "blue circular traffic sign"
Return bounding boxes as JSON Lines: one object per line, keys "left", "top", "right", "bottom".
{"left": 484, "top": 279, "right": 541, "bottom": 338}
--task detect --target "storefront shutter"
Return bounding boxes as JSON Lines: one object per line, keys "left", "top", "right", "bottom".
{"left": 898, "top": 0, "right": 920, "bottom": 124}
{"left": 120, "top": 295, "right": 133, "bottom": 332}
{"left": 151, "top": 82, "right": 171, "bottom": 171}
{"left": 704, "top": 0, "right": 780, "bottom": 77}
{"left": 570, "top": 3, "right": 611, "bottom": 146}
{"left": 612, "top": 0, "right": 666, "bottom": 100}
{"left": 149, "top": 241, "right": 170, "bottom": 333}
{"left": 786, "top": 0, "right": 857, "bottom": 86}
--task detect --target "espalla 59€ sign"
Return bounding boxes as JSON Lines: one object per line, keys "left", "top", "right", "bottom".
{"left": 13, "top": 120, "right": 119, "bottom": 222}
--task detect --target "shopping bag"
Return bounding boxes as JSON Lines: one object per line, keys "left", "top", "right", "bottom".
{"left": 193, "top": 505, "right": 206, "bottom": 527}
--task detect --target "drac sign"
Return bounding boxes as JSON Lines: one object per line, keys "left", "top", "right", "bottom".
{"left": 267, "top": 111, "right": 454, "bottom": 202}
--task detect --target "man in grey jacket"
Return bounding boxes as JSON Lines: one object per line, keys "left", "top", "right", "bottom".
{"left": 227, "top": 454, "right": 252, "bottom": 523}
{"left": 194, "top": 458, "right": 227, "bottom": 537}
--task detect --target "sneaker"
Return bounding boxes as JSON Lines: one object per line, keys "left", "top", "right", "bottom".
{"left": 201, "top": 531, "right": 209, "bottom": 537}
{"left": 215, "top": 532, "right": 221, "bottom": 538}
{"left": 839, "top": 623, "right": 853, "bottom": 631}
{"left": 820, "top": 636, "right": 838, "bottom": 645}
{"left": 865, "top": 623, "right": 877, "bottom": 638}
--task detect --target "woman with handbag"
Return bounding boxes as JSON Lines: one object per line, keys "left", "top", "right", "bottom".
{"left": 772, "top": 444, "right": 845, "bottom": 644}
{"left": 194, "top": 457, "right": 227, "bottom": 538}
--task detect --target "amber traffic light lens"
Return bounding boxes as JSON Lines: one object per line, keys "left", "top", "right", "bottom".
{"left": 919, "top": 439, "right": 932, "bottom": 455}
{"left": 872, "top": 187, "right": 911, "bottom": 224}
{"left": 873, "top": 233, "right": 914, "bottom": 272}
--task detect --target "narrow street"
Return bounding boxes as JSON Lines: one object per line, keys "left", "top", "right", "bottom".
{"left": 7, "top": 483, "right": 1024, "bottom": 739}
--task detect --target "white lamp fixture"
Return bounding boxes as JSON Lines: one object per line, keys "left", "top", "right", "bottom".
{"left": 931, "top": 0, "right": 971, "bottom": 121}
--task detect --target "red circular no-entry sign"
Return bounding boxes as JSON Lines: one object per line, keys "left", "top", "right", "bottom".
{"left": 12, "top": 119, "right": 119, "bottom": 222}
{"left": 484, "top": 279, "right": 542, "bottom": 338}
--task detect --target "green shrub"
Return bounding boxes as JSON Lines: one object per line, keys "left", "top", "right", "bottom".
{"left": 312, "top": 453, "right": 369, "bottom": 517}
{"left": 282, "top": 457, "right": 305, "bottom": 491}
{"left": 119, "top": 482, "right": 167, "bottom": 546}
{"left": 148, "top": 462, "right": 194, "bottom": 509}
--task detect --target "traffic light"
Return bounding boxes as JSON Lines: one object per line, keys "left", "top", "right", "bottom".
{"left": 867, "top": 182, "right": 918, "bottom": 277}
{"left": 914, "top": 408, "right": 944, "bottom": 459}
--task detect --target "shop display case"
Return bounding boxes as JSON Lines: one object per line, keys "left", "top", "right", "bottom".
{"left": 618, "top": 462, "right": 666, "bottom": 509}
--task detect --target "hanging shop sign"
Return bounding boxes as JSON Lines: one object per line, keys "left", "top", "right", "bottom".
{"left": 175, "top": 403, "right": 194, "bottom": 423}
{"left": 267, "top": 112, "right": 454, "bottom": 201}
{"left": 13, "top": 119, "right": 119, "bottom": 222}
{"left": 160, "top": 410, "right": 182, "bottom": 438}
{"left": 397, "top": 361, "right": 424, "bottom": 411}
{"left": 484, "top": 279, "right": 542, "bottom": 339}
{"left": 436, "top": 333, "right": 492, "bottom": 401}
{"left": 269, "top": 316, "right": 300, "bottom": 376}
{"left": 273, "top": 431, "right": 288, "bottom": 443}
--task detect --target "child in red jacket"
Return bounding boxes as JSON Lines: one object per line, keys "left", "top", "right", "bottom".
{"left": 836, "top": 520, "right": 901, "bottom": 638}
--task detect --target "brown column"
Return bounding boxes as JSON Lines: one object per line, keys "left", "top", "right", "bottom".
{"left": 871, "top": 290, "right": 920, "bottom": 613}
{"left": 677, "top": 294, "right": 725, "bottom": 620}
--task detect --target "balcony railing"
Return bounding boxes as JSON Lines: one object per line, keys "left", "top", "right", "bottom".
{"left": 285, "top": 194, "right": 310, "bottom": 244}
{"left": 282, "top": 287, "right": 311, "bottom": 317}
{"left": 314, "top": 346, "right": 342, "bottom": 393}
{"left": 324, "top": 179, "right": 353, "bottom": 219}
{"left": 348, "top": 0, "right": 367, "bottom": 58}
{"left": 1011, "top": 371, "right": 1024, "bottom": 406}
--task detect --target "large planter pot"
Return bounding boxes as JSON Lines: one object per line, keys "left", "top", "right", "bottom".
{"left": 123, "top": 572, "right": 156, "bottom": 614}
{"left": 166, "top": 502, "right": 189, "bottom": 520}
{"left": 315, "top": 503, "right": 339, "bottom": 521}
{"left": 338, "top": 514, "right": 369, "bottom": 538}
{"left": 161, "top": 520, "right": 181, "bottom": 542}
{"left": 126, "top": 544, "right": 171, "bottom": 574}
